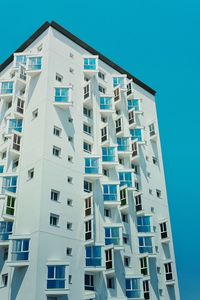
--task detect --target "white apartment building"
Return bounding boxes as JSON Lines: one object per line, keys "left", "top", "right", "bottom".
{"left": 0, "top": 21, "right": 180, "bottom": 300}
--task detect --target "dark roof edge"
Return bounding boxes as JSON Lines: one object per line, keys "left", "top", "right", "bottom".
{"left": 0, "top": 21, "right": 156, "bottom": 96}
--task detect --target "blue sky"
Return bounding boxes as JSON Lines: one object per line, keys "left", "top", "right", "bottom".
{"left": 0, "top": 0, "right": 199, "bottom": 298}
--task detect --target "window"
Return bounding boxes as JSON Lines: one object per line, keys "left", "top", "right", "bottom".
{"left": 105, "top": 227, "right": 120, "bottom": 245}
{"left": 13, "top": 134, "right": 21, "bottom": 151}
{"left": 69, "top": 67, "right": 74, "bottom": 74}
{"left": 123, "top": 234, "right": 129, "bottom": 244}
{"left": 84, "top": 58, "right": 97, "bottom": 70}
{"left": 113, "top": 77, "right": 125, "bottom": 89}
{"left": 0, "top": 222, "right": 13, "bottom": 241}
{"left": 98, "top": 85, "right": 106, "bottom": 94}
{"left": 55, "top": 73, "right": 63, "bottom": 82}
{"left": 117, "top": 137, "right": 129, "bottom": 152}
{"left": 47, "top": 265, "right": 66, "bottom": 289}
{"left": 2, "top": 176, "right": 17, "bottom": 194}
{"left": 12, "top": 159, "right": 19, "bottom": 170}
{"left": 138, "top": 237, "right": 153, "bottom": 254}
{"left": 128, "top": 110, "right": 135, "bottom": 125}
{"left": 83, "top": 107, "right": 92, "bottom": 118}
{"left": 152, "top": 156, "right": 158, "bottom": 165}
{"left": 67, "top": 198, "right": 73, "bottom": 206}
{"left": 137, "top": 216, "right": 151, "bottom": 233}
{"left": 85, "top": 158, "right": 99, "bottom": 174}
{"left": 85, "top": 197, "right": 92, "bottom": 216}
{"left": 15, "top": 55, "right": 26, "bottom": 68}
{"left": 0, "top": 81, "right": 13, "bottom": 94}
{"left": 98, "top": 71, "right": 105, "bottom": 80}
{"left": 5, "top": 196, "right": 15, "bottom": 216}
{"left": 116, "top": 118, "right": 122, "bottom": 133}
{"left": 126, "top": 278, "right": 141, "bottom": 299}
{"left": 104, "top": 208, "right": 111, "bottom": 217}
{"left": 55, "top": 88, "right": 70, "bottom": 103}
{"left": 66, "top": 248, "right": 72, "bottom": 256}
{"left": 0, "top": 165, "right": 4, "bottom": 173}
{"left": 11, "top": 239, "right": 29, "bottom": 261}
{"left": 16, "top": 98, "right": 24, "bottom": 114}
{"left": 84, "top": 181, "right": 92, "bottom": 193}
{"left": 32, "top": 108, "right": 38, "bottom": 119}
{"left": 114, "top": 87, "right": 120, "bottom": 102}
{"left": 143, "top": 280, "right": 150, "bottom": 300}
{"left": 2, "top": 151, "right": 7, "bottom": 160}
{"left": 1, "top": 274, "right": 8, "bottom": 287}
{"left": 156, "top": 189, "right": 161, "bottom": 198}
{"left": 8, "top": 119, "right": 23, "bottom": 133}
{"left": 103, "top": 184, "right": 117, "bottom": 201}
{"left": 51, "top": 190, "right": 60, "bottom": 202}
{"left": 101, "top": 126, "right": 107, "bottom": 142}
{"left": 67, "top": 222, "right": 72, "bottom": 230}
{"left": 53, "top": 126, "right": 61, "bottom": 137}
{"left": 100, "top": 97, "right": 112, "bottom": 110}
{"left": 28, "top": 57, "right": 42, "bottom": 70}
{"left": 107, "top": 277, "right": 115, "bottom": 289}
{"left": 68, "top": 136, "right": 73, "bottom": 142}
{"left": 28, "top": 168, "right": 34, "bottom": 180}
{"left": 85, "top": 274, "right": 94, "bottom": 291}
{"left": 83, "top": 142, "right": 92, "bottom": 153}
{"left": 85, "top": 220, "right": 92, "bottom": 240}
{"left": 130, "top": 129, "right": 142, "bottom": 142}
{"left": 160, "top": 222, "right": 168, "bottom": 239}
{"left": 85, "top": 246, "right": 102, "bottom": 267}
{"left": 124, "top": 256, "right": 130, "bottom": 267}
{"left": 128, "top": 99, "right": 140, "bottom": 111}
{"left": 140, "top": 257, "right": 148, "bottom": 276}
{"left": 83, "top": 124, "right": 92, "bottom": 135}
{"left": 120, "top": 188, "right": 127, "bottom": 206}
{"left": 135, "top": 181, "right": 140, "bottom": 191}
{"left": 69, "top": 52, "right": 74, "bottom": 58}
{"left": 119, "top": 172, "right": 132, "bottom": 187}
{"left": 50, "top": 214, "right": 59, "bottom": 227}
{"left": 68, "top": 155, "right": 73, "bottom": 163}
{"left": 84, "top": 83, "right": 90, "bottom": 99}
{"left": 164, "top": 262, "right": 173, "bottom": 281}
{"left": 103, "top": 168, "right": 109, "bottom": 177}
{"left": 68, "top": 117, "right": 73, "bottom": 123}
{"left": 3, "top": 247, "right": 8, "bottom": 260}
{"left": 132, "top": 164, "right": 139, "bottom": 174}
{"left": 135, "top": 195, "right": 142, "bottom": 212}
{"left": 102, "top": 147, "right": 115, "bottom": 162}
{"left": 122, "top": 213, "right": 128, "bottom": 223}
{"left": 149, "top": 123, "right": 156, "bottom": 136}
{"left": 53, "top": 146, "right": 61, "bottom": 157}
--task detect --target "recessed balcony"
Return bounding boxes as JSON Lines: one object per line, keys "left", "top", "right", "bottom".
{"left": 26, "top": 56, "right": 42, "bottom": 76}
{"left": 126, "top": 81, "right": 134, "bottom": 99}
{"left": 53, "top": 87, "right": 72, "bottom": 109}
{"left": 0, "top": 81, "right": 14, "bottom": 101}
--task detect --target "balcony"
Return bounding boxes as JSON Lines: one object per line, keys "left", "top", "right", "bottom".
{"left": 2, "top": 176, "right": 17, "bottom": 195}
{"left": 130, "top": 129, "right": 143, "bottom": 143}
{"left": 105, "top": 226, "right": 123, "bottom": 250}
{"left": 53, "top": 87, "right": 72, "bottom": 109}
{"left": 7, "top": 119, "right": 23, "bottom": 135}
{"left": 84, "top": 158, "right": 101, "bottom": 180}
{"left": 3, "top": 195, "right": 16, "bottom": 220}
{"left": 99, "top": 97, "right": 114, "bottom": 115}
{"left": 14, "top": 97, "right": 25, "bottom": 117}
{"left": 103, "top": 184, "right": 120, "bottom": 207}
{"left": 0, "top": 81, "right": 14, "bottom": 101}
{"left": 8, "top": 238, "right": 30, "bottom": 267}
{"left": 126, "top": 278, "right": 142, "bottom": 299}
{"left": 46, "top": 263, "right": 70, "bottom": 295}
{"left": 113, "top": 76, "right": 127, "bottom": 91}
{"left": 85, "top": 246, "right": 105, "bottom": 272}
{"left": 26, "top": 56, "right": 42, "bottom": 76}
{"left": 117, "top": 137, "right": 132, "bottom": 157}
{"left": 0, "top": 221, "right": 13, "bottom": 246}
{"left": 102, "top": 147, "right": 118, "bottom": 168}
{"left": 126, "top": 81, "right": 134, "bottom": 99}
{"left": 127, "top": 99, "right": 141, "bottom": 113}
{"left": 120, "top": 187, "right": 129, "bottom": 212}
{"left": 83, "top": 57, "right": 98, "bottom": 76}
{"left": 13, "top": 54, "right": 27, "bottom": 69}
{"left": 119, "top": 172, "right": 134, "bottom": 190}
{"left": 113, "top": 87, "right": 121, "bottom": 107}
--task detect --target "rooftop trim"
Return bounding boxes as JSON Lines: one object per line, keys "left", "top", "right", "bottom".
{"left": 0, "top": 21, "right": 156, "bottom": 96}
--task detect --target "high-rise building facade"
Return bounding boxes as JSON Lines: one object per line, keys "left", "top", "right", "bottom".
{"left": 0, "top": 22, "right": 179, "bottom": 300}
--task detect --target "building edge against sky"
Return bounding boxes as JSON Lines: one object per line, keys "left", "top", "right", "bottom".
{"left": 0, "top": 21, "right": 180, "bottom": 300}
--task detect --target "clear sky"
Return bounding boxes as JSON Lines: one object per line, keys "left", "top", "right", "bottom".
{"left": 0, "top": 0, "right": 199, "bottom": 299}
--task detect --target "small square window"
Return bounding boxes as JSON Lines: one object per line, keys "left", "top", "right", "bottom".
{"left": 151, "top": 207, "right": 155, "bottom": 213}
{"left": 124, "top": 256, "right": 130, "bottom": 267}
{"left": 152, "top": 156, "right": 158, "bottom": 165}
{"left": 156, "top": 189, "right": 161, "bottom": 198}
{"left": 68, "top": 156, "right": 73, "bottom": 162}
{"left": 53, "top": 126, "right": 61, "bottom": 137}
{"left": 32, "top": 109, "right": 38, "bottom": 119}
{"left": 66, "top": 247, "right": 72, "bottom": 256}
{"left": 55, "top": 73, "right": 63, "bottom": 82}
{"left": 51, "top": 189, "right": 60, "bottom": 202}
{"left": 2, "top": 274, "right": 8, "bottom": 287}
{"left": 69, "top": 67, "right": 74, "bottom": 74}
{"left": 67, "top": 222, "right": 72, "bottom": 230}
{"left": 103, "top": 169, "right": 109, "bottom": 177}
{"left": 68, "top": 117, "right": 73, "bottom": 123}
{"left": 68, "top": 136, "right": 73, "bottom": 142}
{"left": 107, "top": 277, "right": 115, "bottom": 289}
{"left": 69, "top": 52, "right": 74, "bottom": 58}
{"left": 28, "top": 168, "right": 34, "bottom": 180}
{"left": 67, "top": 198, "right": 73, "bottom": 206}
{"left": 149, "top": 189, "right": 153, "bottom": 195}
{"left": 119, "top": 158, "right": 124, "bottom": 165}
{"left": 53, "top": 146, "right": 61, "bottom": 157}
{"left": 50, "top": 214, "right": 59, "bottom": 227}
{"left": 104, "top": 209, "right": 111, "bottom": 217}
{"left": 147, "top": 172, "right": 151, "bottom": 178}
{"left": 69, "top": 275, "right": 72, "bottom": 284}
{"left": 37, "top": 44, "right": 43, "bottom": 52}
{"left": 68, "top": 177, "right": 73, "bottom": 184}
{"left": 145, "top": 155, "right": 149, "bottom": 161}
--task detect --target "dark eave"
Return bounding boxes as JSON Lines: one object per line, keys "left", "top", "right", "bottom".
{"left": 0, "top": 21, "right": 156, "bottom": 96}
